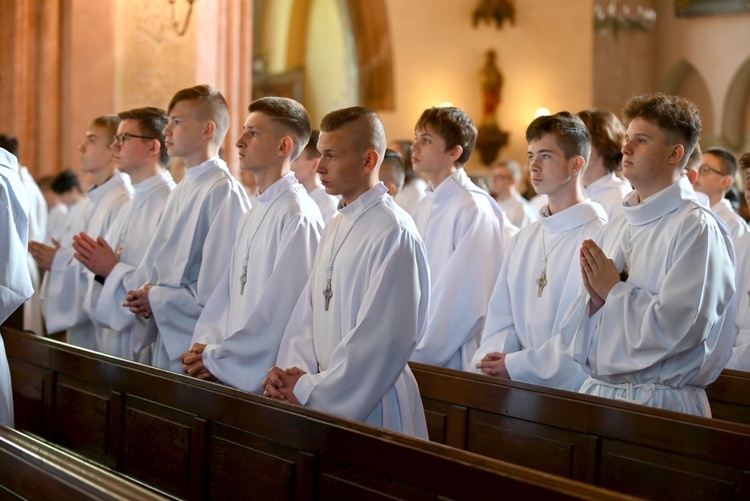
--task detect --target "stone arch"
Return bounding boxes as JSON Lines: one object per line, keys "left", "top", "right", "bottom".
{"left": 659, "top": 59, "right": 715, "bottom": 142}
{"left": 722, "top": 55, "right": 750, "bottom": 150}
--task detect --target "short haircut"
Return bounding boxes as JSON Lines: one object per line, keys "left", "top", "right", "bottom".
{"left": 705, "top": 147, "right": 738, "bottom": 177}
{"left": 320, "top": 106, "right": 386, "bottom": 162}
{"left": 739, "top": 151, "right": 750, "bottom": 171}
{"left": 37, "top": 175, "right": 55, "bottom": 191}
{"left": 415, "top": 107, "right": 477, "bottom": 166}
{"left": 248, "top": 97, "right": 312, "bottom": 161}
{"left": 303, "top": 130, "right": 321, "bottom": 159}
{"left": 577, "top": 109, "right": 625, "bottom": 173}
{"left": 118, "top": 107, "right": 170, "bottom": 166}
{"left": 51, "top": 169, "right": 81, "bottom": 194}
{"left": 494, "top": 159, "right": 521, "bottom": 182}
{"left": 380, "top": 148, "right": 405, "bottom": 193}
{"left": 622, "top": 93, "right": 702, "bottom": 168}
{"left": 168, "top": 84, "right": 230, "bottom": 144}
{"left": 0, "top": 134, "right": 19, "bottom": 156}
{"left": 90, "top": 115, "right": 121, "bottom": 144}
{"left": 685, "top": 143, "right": 702, "bottom": 172}
{"left": 526, "top": 111, "right": 591, "bottom": 162}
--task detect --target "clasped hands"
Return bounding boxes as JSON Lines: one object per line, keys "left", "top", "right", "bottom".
{"left": 180, "top": 343, "right": 217, "bottom": 381}
{"left": 124, "top": 284, "right": 153, "bottom": 318}
{"left": 262, "top": 366, "right": 306, "bottom": 404}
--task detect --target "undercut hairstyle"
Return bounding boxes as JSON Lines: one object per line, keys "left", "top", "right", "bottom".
{"left": 740, "top": 151, "right": 750, "bottom": 171}
{"left": 0, "top": 134, "right": 19, "bottom": 157}
{"left": 494, "top": 159, "right": 521, "bottom": 182}
{"left": 51, "top": 169, "right": 81, "bottom": 194}
{"left": 577, "top": 109, "right": 625, "bottom": 173}
{"left": 380, "top": 148, "right": 406, "bottom": 193}
{"left": 320, "top": 106, "right": 387, "bottom": 162}
{"left": 685, "top": 143, "right": 702, "bottom": 172}
{"left": 248, "top": 97, "right": 312, "bottom": 161}
{"left": 118, "top": 107, "right": 170, "bottom": 166}
{"left": 415, "top": 107, "right": 477, "bottom": 166}
{"left": 303, "top": 130, "right": 321, "bottom": 160}
{"left": 705, "top": 147, "right": 738, "bottom": 177}
{"left": 90, "top": 115, "right": 121, "bottom": 144}
{"left": 526, "top": 111, "right": 591, "bottom": 162}
{"left": 622, "top": 93, "right": 702, "bottom": 168}
{"left": 168, "top": 84, "right": 230, "bottom": 145}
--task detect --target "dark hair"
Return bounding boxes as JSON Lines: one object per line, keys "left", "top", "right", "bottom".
{"left": 526, "top": 112, "right": 591, "bottom": 161}
{"left": 168, "top": 84, "right": 230, "bottom": 144}
{"left": 415, "top": 107, "right": 477, "bottom": 166}
{"left": 118, "top": 107, "right": 170, "bottom": 166}
{"left": 704, "top": 147, "right": 738, "bottom": 177}
{"left": 303, "top": 130, "right": 321, "bottom": 159}
{"left": 380, "top": 148, "right": 406, "bottom": 192}
{"left": 0, "top": 134, "right": 19, "bottom": 157}
{"left": 248, "top": 97, "right": 311, "bottom": 160}
{"left": 622, "top": 93, "right": 702, "bottom": 167}
{"left": 577, "top": 109, "right": 625, "bottom": 172}
{"left": 739, "top": 151, "right": 750, "bottom": 171}
{"left": 320, "top": 106, "right": 386, "bottom": 158}
{"left": 90, "top": 115, "right": 121, "bottom": 144}
{"left": 51, "top": 169, "right": 81, "bottom": 194}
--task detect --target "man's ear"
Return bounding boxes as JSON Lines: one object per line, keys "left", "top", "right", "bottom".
{"left": 668, "top": 143, "right": 685, "bottom": 167}
{"left": 202, "top": 120, "right": 217, "bottom": 141}
{"left": 685, "top": 168, "right": 699, "bottom": 185}
{"left": 363, "top": 150, "right": 379, "bottom": 175}
{"left": 570, "top": 155, "right": 585, "bottom": 176}
{"left": 448, "top": 144, "right": 464, "bottom": 164}
{"left": 279, "top": 136, "right": 294, "bottom": 157}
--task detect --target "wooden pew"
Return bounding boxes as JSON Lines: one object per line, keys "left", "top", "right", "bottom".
{"left": 409, "top": 362, "right": 750, "bottom": 500}
{"left": 0, "top": 425, "right": 167, "bottom": 500}
{"left": 1, "top": 328, "right": 630, "bottom": 501}
{"left": 705, "top": 368, "right": 750, "bottom": 425}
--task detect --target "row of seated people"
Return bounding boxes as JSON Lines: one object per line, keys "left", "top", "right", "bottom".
{"left": 1, "top": 88, "right": 748, "bottom": 441}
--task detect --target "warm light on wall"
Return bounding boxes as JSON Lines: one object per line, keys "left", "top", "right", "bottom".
{"left": 438, "top": 102, "right": 454, "bottom": 108}
{"left": 534, "top": 107, "right": 550, "bottom": 118}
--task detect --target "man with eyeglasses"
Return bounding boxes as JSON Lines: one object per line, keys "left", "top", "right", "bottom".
{"left": 72, "top": 108, "right": 175, "bottom": 362}
{"left": 490, "top": 159, "right": 538, "bottom": 229}
{"left": 29, "top": 116, "right": 132, "bottom": 349}
{"left": 694, "top": 147, "right": 748, "bottom": 241}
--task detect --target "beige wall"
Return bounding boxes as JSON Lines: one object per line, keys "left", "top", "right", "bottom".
{"left": 381, "top": 0, "right": 594, "bottom": 171}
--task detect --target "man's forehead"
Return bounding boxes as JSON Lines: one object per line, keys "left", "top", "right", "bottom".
{"left": 528, "top": 133, "right": 562, "bottom": 152}
{"left": 117, "top": 119, "right": 140, "bottom": 132}
{"left": 317, "top": 130, "right": 349, "bottom": 150}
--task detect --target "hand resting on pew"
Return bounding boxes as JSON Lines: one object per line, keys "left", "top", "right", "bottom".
{"left": 181, "top": 343, "right": 218, "bottom": 381}
{"left": 124, "top": 284, "right": 153, "bottom": 318}
{"left": 475, "top": 352, "right": 510, "bottom": 378}
{"left": 263, "top": 366, "right": 305, "bottom": 404}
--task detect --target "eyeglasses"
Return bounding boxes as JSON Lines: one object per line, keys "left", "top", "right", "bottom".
{"left": 114, "top": 133, "right": 156, "bottom": 146}
{"left": 698, "top": 164, "right": 727, "bottom": 176}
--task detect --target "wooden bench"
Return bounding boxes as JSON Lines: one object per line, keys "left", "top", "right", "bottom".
{"left": 409, "top": 362, "right": 750, "bottom": 500}
{"left": 705, "top": 368, "right": 750, "bottom": 425}
{"left": 0, "top": 425, "right": 167, "bottom": 500}
{"left": 1, "top": 327, "right": 631, "bottom": 501}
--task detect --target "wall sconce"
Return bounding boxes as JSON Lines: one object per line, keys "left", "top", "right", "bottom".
{"left": 472, "top": 0, "right": 515, "bottom": 30}
{"left": 169, "top": 0, "right": 195, "bottom": 37}
{"left": 534, "top": 108, "right": 550, "bottom": 118}
{"left": 594, "top": 1, "right": 656, "bottom": 37}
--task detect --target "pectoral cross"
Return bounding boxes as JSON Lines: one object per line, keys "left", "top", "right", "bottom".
{"left": 116, "top": 241, "right": 124, "bottom": 259}
{"left": 536, "top": 270, "right": 548, "bottom": 298}
{"left": 240, "top": 265, "right": 247, "bottom": 295}
{"left": 323, "top": 279, "right": 333, "bottom": 311}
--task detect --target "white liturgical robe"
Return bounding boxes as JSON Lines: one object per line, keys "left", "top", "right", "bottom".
{"left": 471, "top": 200, "right": 608, "bottom": 390}
{"left": 497, "top": 192, "right": 539, "bottom": 229}
{"left": 710, "top": 198, "right": 748, "bottom": 242}
{"left": 1, "top": 149, "right": 33, "bottom": 426}
{"left": 308, "top": 185, "right": 338, "bottom": 225}
{"left": 43, "top": 173, "right": 132, "bottom": 349}
{"left": 20, "top": 166, "right": 47, "bottom": 335}
{"left": 276, "top": 183, "right": 429, "bottom": 438}
{"left": 583, "top": 172, "right": 632, "bottom": 222}
{"left": 410, "top": 168, "right": 504, "bottom": 370}
{"left": 86, "top": 171, "right": 175, "bottom": 361}
{"left": 194, "top": 173, "right": 323, "bottom": 392}
{"left": 728, "top": 232, "right": 750, "bottom": 371}
{"left": 132, "top": 157, "right": 250, "bottom": 372}
{"left": 560, "top": 177, "right": 736, "bottom": 417}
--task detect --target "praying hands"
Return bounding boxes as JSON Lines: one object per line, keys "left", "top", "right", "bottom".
{"left": 181, "top": 343, "right": 217, "bottom": 381}
{"left": 263, "top": 366, "right": 306, "bottom": 404}
{"left": 476, "top": 352, "right": 509, "bottom": 379}
{"left": 124, "top": 284, "right": 153, "bottom": 318}
{"left": 580, "top": 239, "right": 621, "bottom": 315}
{"left": 28, "top": 238, "right": 60, "bottom": 271}
{"left": 72, "top": 232, "right": 118, "bottom": 277}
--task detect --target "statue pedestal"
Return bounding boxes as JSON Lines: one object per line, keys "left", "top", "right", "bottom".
{"left": 476, "top": 122, "right": 509, "bottom": 166}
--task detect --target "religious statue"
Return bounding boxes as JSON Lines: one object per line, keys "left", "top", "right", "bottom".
{"left": 480, "top": 50, "right": 502, "bottom": 124}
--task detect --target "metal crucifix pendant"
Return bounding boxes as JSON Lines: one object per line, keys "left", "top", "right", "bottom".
{"left": 536, "top": 270, "right": 548, "bottom": 298}
{"left": 240, "top": 265, "right": 247, "bottom": 295}
{"left": 323, "top": 279, "right": 333, "bottom": 311}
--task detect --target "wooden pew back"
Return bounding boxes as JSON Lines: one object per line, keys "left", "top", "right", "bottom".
{"left": 0, "top": 425, "right": 167, "bottom": 500}
{"left": 2, "top": 328, "right": 632, "bottom": 501}
{"left": 409, "top": 362, "right": 750, "bottom": 500}
{"left": 705, "top": 368, "right": 750, "bottom": 425}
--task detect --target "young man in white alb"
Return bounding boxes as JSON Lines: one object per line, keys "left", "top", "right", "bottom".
{"left": 473, "top": 112, "right": 608, "bottom": 391}
{"left": 694, "top": 147, "right": 748, "bottom": 241}
{"left": 560, "top": 93, "right": 736, "bottom": 417}
{"left": 181, "top": 97, "right": 323, "bottom": 392}
{"left": 490, "top": 159, "right": 539, "bottom": 229}
{"left": 728, "top": 151, "right": 750, "bottom": 371}
{"left": 290, "top": 130, "right": 339, "bottom": 225}
{"left": 123, "top": 85, "right": 250, "bottom": 372}
{"left": 264, "top": 107, "right": 429, "bottom": 438}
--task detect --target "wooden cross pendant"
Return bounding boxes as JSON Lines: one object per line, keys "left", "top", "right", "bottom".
{"left": 536, "top": 270, "right": 548, "bottom": 298}
{"left": 240, "top": 265, "right": 247, "bottom": 295}
{"left": 323, "top": 279, "right": 333, "bottom": 311}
